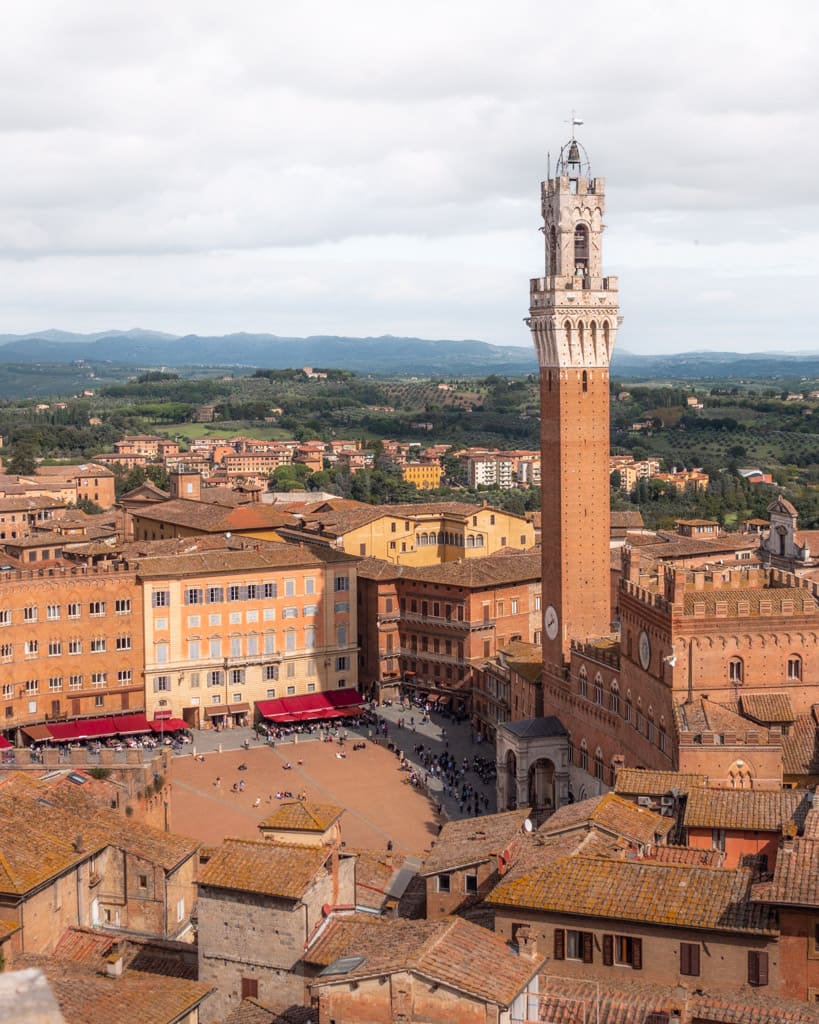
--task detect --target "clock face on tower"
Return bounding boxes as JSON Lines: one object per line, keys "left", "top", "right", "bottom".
{"left": 638, "top": 630, "right": 651, "bottom": 670}
{"left": 544, "top": 605, "right": 559, "bottom": 641}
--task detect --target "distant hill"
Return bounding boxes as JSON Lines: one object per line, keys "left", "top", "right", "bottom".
{"left": 0, "top": 331, "right": 540, "bottom": 375}
{"left": 0, "top": 330, "right": 817, "bottom": 380}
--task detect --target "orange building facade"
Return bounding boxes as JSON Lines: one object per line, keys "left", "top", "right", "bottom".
{"left": 0, "top": 564, "right": 145, "bottom": 741}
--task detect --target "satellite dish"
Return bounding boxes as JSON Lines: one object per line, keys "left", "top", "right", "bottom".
{"left": 523, "top": 818, "right": 534, "bottom": 833}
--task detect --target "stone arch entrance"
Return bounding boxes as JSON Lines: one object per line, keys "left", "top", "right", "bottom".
{"left": 528, "top": 758, "right": 556, "bottom": 813}
{"left": 496, "top": 717, "right": 569, "bottom": 822}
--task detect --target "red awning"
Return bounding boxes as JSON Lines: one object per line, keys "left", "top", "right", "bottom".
{"left": 0, "top": 737, "right": 12, "bottom": 749}
{"left": 47, "top": 717, "right": 119, "bottom": 742}
{"left": 256, "top": 689, "right": 364, "bottom": 723}
{"left": 22, "top": 725, "right": 53, "bottom": 742}
{"left": 149, "top": 718, "right": 189, "bottom": 732}
{"left": 112, "top": 713, "right": 151, "bottom": 735}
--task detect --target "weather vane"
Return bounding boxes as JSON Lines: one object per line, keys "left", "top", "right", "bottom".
{"left": 564, "top": 111, "right": 584, "bottom": 139}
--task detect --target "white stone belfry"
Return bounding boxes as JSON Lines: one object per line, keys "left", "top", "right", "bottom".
{"left": 527, "top": 138, "right": 622, "bottom": 370}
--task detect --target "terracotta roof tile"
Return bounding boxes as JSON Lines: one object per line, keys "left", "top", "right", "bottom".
{"left": 198, "top": 838, "right": 331, "bottom": 899}
{"left": 11, "top": 953, "right": 213, "bottom": 1024}
{"left": 421, "top": 809, "right": 531, "bottom": 875}
{"left": 641, "top": 845, "right": 725, "bottom": 867}
{"left": 754, "top": 808, "right": 819, "bottom": 907}
{"left": 740, "top": 691, "right": 795, "bottom": 724}
{"left": 540, "top": 793, "right": 673, "bottom": 846}
{"left": 614, "top": 769, "right": 707, "bottom": 797}
{"left": 309, "top": 916, "right": 540, "bottom": 1007}
{"left": 357, "top": 551, "right": 541, "bottom": 587}
{"left": 675, "top": 697, "right": 771, "bottom": 741}
{"left": 223, "top": 998, "right": 316, "bottom": 1024}
{"left": 258, "top": 800, "right": 343, "bottom": 833}
{"left": 534, "top": 976, "right": 819, "bottom": 1024}
{"left": 783, "top": 712, "right": 819, "bottom": 777}
{"left": 131, "top": 498, "right": 295, "bottom": 533}
{"left": 133, "top": 541, "right": 355, "bottom": 578}
{"left": 683, "top": 788, "right": 811, "bottom": 832}
{"left": 488, "top": 857, "right": 777, "bottom": 935}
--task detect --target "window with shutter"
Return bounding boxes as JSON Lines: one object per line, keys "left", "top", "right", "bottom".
{"left": 632, "top": 937, "right": 643, "bottom": 971}
{"left": 748, "top": 950, "right": 769, "bottom": 986}
{"left": 553, "top": 929, "right": 565, "bottom": 960}
{"left": 241, "top": 977, "right": 259, "bottom": 999}
{"left": 582, "top": 931, "right": 594, "bottom": 964}
{"left": 603, "top": 934, "right": 613, "bottom": 965}
{"left": 680, "top": 942, "right": 700, "bottom": 976}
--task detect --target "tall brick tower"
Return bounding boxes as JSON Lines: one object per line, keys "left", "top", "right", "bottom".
{"left": 528, "top": 135, "right": 621, "bottom": 672}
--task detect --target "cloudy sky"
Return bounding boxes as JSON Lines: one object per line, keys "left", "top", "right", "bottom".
{"left": 0, "top": 0, "right": 817, "bottom": 353}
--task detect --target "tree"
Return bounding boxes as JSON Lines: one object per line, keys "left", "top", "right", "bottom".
{"left": 5, "top": 443, "right": 38, "bottom": 475}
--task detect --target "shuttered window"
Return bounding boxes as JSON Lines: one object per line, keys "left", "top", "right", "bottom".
{"left": 582, "top": 931, "right": 594, "bottom": 964}
{"left": 748, "top": 950, "right": 769, "bottom": 986}
{"left": 632, "top": 937, "right": 643, "bottom": 971}
{"left": 553, "top": 929, "right": 565, "bottom": 960}
{"left": 680, "top": 942, "right": 700, "bottom": 976}
{"left": 241, "top": 977, "right": 258, "bottom": 999}
{"left": 603, "top": 934, "right": 613, "bottom": 966}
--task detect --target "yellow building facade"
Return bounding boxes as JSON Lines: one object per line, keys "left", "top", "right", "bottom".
{"left": 136, "top": 542, "right": 359, "bottom": 727}
{"left": 401, "top": 463, "right": 443, "bottom": 490}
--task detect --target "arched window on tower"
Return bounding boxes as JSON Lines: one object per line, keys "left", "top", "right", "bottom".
{"left": 593, "top": 673, "right": 603, "bottom": 706}
{"left": 788, "top": 654, "right": 802, "bottom": 680}
{"left": 574, "top": 223, "right": 589, "bottom": 276}
{"left": 594, "top": 748, "right": 604, "bottom": 781}
{"left": 625, "top": 690, "right": 633, "bottom": 724}
{"left": 729, "top": 657, "right": 744, "bottom": 684}
{"left": 610, "top": 680, "right": 620, "bottom": 715}
{"left": 578, "top": 667, "right": 588, "bottom": 700}
{"left": 579, "top": 739, "right": 589, "bottom": 773}
{"left": 549, "top": 225, "right": 559, "bottom": 276}
{"left": 582, "top": 370, "right": 588, "bottom": 393}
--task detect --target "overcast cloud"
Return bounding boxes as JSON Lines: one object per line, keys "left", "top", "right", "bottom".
{"left": 0, "top": 0, "right": 817, "bottom": 353}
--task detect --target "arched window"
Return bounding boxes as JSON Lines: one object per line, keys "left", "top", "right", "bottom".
{"left": 729, "top": 657, "right": 744, "bottom": 683}
{"left": 564, "top": 319, "right": 573, "bottom": 350}
{"left": 574, "top": 223, "right": 589, "bottom": 274}
{"left": 594, "top": 748, "right": 604, "bottom": 781}
{"left": 438, "top": 531, "right": 445, "bottom": 544}
{"left": 466, "top": 535, "right": 475, "bottom": 548}
{"left": 418, "top": 534, "right": 427, "bottom": 547}
{"left": 593, "top": 673, "right": 603, "bottom": 706}
{"left": 590, "top": 320, "right": 598, "bottom": 360}
{"left": 580, "top": 739, "right": 589, "bottom": 773}
{"left": 475, "top": 534, "right": 484, "bottom": 548}
{"left": 788, "top": 654, "right": 802, "bottom": 680}
{"left": 625, "top": 691, "right": 633, "bottom": 724}
{"left": 610, "top": 680, "right": 620, "bottom": 715}
{"left": 578, "top": 667, "right": 588, "bottom": 700}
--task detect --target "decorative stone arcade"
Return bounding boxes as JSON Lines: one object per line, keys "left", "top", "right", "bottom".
{"left": 496, "top": 718, "right": 570, "bottom": 822}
